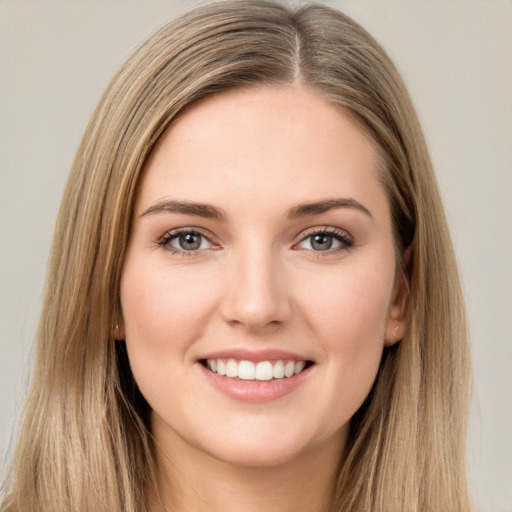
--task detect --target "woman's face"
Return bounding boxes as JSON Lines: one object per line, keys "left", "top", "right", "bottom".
{"left": 120, "top": 85, "right": 407, "bottom": 468}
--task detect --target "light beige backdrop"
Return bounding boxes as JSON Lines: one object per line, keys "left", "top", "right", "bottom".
{"left": 1, "top": 1, "right": 511, "bottom": 510}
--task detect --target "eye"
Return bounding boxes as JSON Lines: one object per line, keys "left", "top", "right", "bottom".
{"left": 296, "top": 228, "right": 353, "bottom": 253}
{"left": 158, "top": 229, "right": 215, "bottom": 254}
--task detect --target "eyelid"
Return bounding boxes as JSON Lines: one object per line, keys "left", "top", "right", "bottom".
{"left": 293, "top": 226, "right": 354, "bottom": 254}
{"left": 157, "top": 227, "right": 220, "bottom": 256}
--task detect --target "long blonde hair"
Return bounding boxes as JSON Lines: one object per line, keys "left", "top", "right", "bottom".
{"left": 1, "top": 1, "right": 471, "bottom": 511}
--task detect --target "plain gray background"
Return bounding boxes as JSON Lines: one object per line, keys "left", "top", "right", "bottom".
{"left": 1, "top": 1, "right": 511, "bottom": 510}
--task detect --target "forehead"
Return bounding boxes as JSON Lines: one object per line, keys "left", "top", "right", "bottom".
{"left": 137, "top": 85, "right": 387, "bottom": 219}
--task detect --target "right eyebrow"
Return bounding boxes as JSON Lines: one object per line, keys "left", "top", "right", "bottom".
{"left": 287, "top": 197, "right": 373, "bottom": 220}
{"left": 140, "top": 199, "right": 228, "bottom": 221}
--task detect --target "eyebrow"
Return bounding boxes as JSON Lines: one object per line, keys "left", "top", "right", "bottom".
{"left": 287, "top": 198, "right": 373, "bottom": 219}
{"left": 140, "top": 200, "right": 227, "bottom": 221}
{"left": 140, "top": 197, "right": 372, "bottom": 221}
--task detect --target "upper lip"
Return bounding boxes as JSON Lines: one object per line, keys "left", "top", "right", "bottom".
{"left": 198, "top": 348, "right": 313, "bottom": 363}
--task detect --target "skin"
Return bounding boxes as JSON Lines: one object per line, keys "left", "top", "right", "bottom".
{"left": 120, "top": 85, "right": 408, "bottom": 512}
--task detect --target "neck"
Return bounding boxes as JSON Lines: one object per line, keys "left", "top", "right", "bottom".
{"left": 147, "top": 430, "right": 344, "bottom": 512}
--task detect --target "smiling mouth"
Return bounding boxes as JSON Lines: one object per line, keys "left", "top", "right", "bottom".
{"left": 200, "top": 358, "right": 314, "bottom": 381}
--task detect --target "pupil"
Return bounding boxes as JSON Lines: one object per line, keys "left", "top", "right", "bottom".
{"left": 180, "top": 233, "right": 201, "bottom": 250}
{"left": 312, "top": 234, "right": 332, "bottom": 251}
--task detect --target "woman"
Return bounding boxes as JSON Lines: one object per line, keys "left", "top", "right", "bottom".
{"left": 1, "top": 1, "right": 471, "bottom": 511}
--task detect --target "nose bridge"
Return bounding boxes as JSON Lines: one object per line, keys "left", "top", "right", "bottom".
{"left": 222, "top": 237, "right": 290, "bottom": 331}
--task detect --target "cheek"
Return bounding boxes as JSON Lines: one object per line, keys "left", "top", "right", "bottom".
{"left": 119, "top": 260, "right": 218, "bottom": 378}
{"left": 299, "top": 262, "right": 394, "bottom": 346}
{"left": 295, "top": 259, "right": 394, "bottom": 401}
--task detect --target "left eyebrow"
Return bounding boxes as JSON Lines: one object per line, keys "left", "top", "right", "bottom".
{"left": 140, "top": 199, "right": 227, "bottom": 221}
{"left": 287, "top": 198, "right": 373, "bottom": 220}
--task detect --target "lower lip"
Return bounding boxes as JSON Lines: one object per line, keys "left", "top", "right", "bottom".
{"left": 198, "top": 363, "right": 313, "bottom": 403}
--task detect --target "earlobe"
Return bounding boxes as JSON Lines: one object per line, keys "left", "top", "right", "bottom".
{"left": 384, "top": 275, "right": 409, "bottom": 346}
{"left": 384, "top": 321, "right": 402, "bottom": 347}
{"left": 113, "top": 323, "right": 125, "bottom": 341}
{"left": 384, "top": 244, "right": 413, "bottom": 346}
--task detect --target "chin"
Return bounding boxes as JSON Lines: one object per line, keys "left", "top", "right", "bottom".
{"left": 200, "top": 437, "right": 313, "bottom": 468}
{"left": 186, "top": 415, "right": 348, "bottom": 470}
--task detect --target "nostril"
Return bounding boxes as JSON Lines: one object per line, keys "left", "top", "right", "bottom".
{"left": 220, "top": 271, "right": 293, "bottom": 330}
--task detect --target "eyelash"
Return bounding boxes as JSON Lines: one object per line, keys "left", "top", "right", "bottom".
{"left": 157, "top": 226, "right": 354, "bottom": 257}
{"left": 157, "top": 228, "right": 217, "bottom": 256}
{"left": 295, "top": 227, "right": 354, "bottom": 257}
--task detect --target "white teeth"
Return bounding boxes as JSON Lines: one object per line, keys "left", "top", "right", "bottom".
{"left": 205, "top": 358, "right": 309, "bottom": 380}
{"left": 238, "top": 360, "right": 255, "bottom": 380}
{"left": 217, "top": 359, "right": 226, "bottom": 376}
{"left": 255, "top": 361, "right": 273, "bottom": 381}
{"left": 272, "top": 360, "right": 285, "bottom": 379}
{"left": 226, "top": 358, "right": 238, "bottom": 378}
{"left": 294, "top": 360, "right": 306, "bottom": 375}
{"left": 284, "top": 361, "right": 295, "bottom": 378}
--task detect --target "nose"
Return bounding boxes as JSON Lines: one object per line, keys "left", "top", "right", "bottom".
{"left": 220, "top": 244, "right": 292, "bottom": 333}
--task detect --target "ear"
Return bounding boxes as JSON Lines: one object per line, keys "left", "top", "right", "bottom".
{"left": 384, "top": 245, "right": 413, "bottom": 347}
{"left": 112, "top": 319, "right": 125, "bottom": 341}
